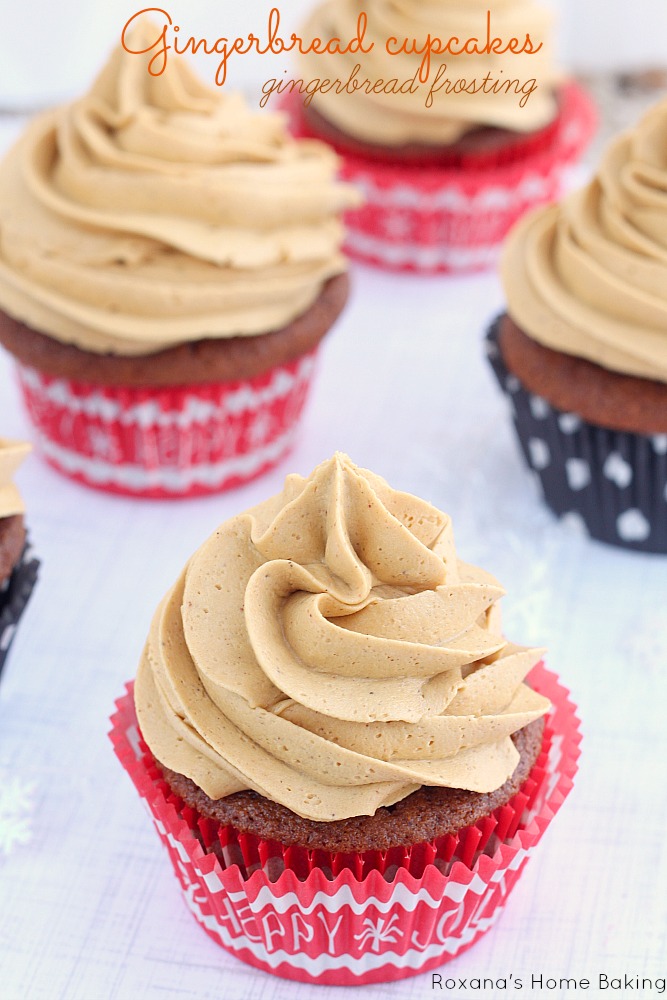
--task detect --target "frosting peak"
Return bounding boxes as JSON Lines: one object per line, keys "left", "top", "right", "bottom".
{"left": 0, "top": 439, "right": 31, "bottom": 518}
{"left": 503, "top": 98, "right": 667, "bottom": 382}
{"left": 0, "top": 26, "right": 358, "bottom": 356}
{"left": 136, "top": 455, "right": 549, "bottom": 822}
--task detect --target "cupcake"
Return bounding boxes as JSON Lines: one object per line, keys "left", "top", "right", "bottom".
{"left": 0, "top": 26, "right": 357, "bottom": 498}
{"left": 488, "top": 97, "right": 667, "bottom": 553}
{"left": 283, "top": 0, "right": 595, "bottom": 273}
{"left": 0, "top": 439, "right": 39, "bottom": 679}
{"left": 111, "top": 454, "right": 580, "bottom": 984}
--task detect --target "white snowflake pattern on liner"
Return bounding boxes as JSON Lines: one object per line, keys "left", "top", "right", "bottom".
{"left": 354, "top": 914, "right": 403, "bottom": 953}
{"left": 352, "top": 173, "right": 555, "bottom": 214}
{"left": 38, "top": 425, "right": 298, "bottom": 494}
{"left": 17, "top": 356, "right": 316, "bottom": 426}
{"left": 344, "top": 228, "right": 499, "bottom": 272}
{"left": 0, "top": 770, "right": 36, "bottom": 856}
{"left": 86, "top": 425, "right": 122, "bottom": 464}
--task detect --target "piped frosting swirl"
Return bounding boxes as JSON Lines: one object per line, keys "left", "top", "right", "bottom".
{"left": 297, "top": 0, "right": 558, "bottom": 146}
{"left": 135, "top": 454, "right": 549, "bottom": 822}
{"left": 0, "top": 25, "right": 357, "bottom": 356}
{"left": 503, "top": 98, "right": 667, "bottom": 382}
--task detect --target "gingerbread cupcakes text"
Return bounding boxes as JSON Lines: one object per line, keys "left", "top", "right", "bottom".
{"left": 122, "top": 6, "right": 545, "bottom": 106}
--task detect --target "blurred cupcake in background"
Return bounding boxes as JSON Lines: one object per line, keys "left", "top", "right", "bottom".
{"left": 488, "top": 97, "right": 667, "bottom": 553}
{"left": 0, "top": 440, "right": 39, "bottom": 680}
{"left": 284, "top": 0, "right": 595, "bottom": 273}
{"left": 0, "top": 23, "right": 358, "bottom": 499}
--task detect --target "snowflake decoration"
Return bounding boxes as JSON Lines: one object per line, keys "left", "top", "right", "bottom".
{"left": 0, "top": 772, "right": 36, "bottom": 857}
{"left": 382, "top": 212, "right": 414, "bottom": 241}
{"left": 247, "top": 409, "right": 275, "bottom": 448}
{"left": 354, "top": 913, "right": 403, "bottom": 953}
{"left": 207, "top": 418, "right": 242, "bottom": 457}
{"left": 88, "top": 424, "right": 122, "bottom": 464}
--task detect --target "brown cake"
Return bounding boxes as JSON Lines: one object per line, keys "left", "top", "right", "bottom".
{"left": 158, "top": 717, "right": 544, "bottom": 853}
{"left": 497, "top": 313, "right": 667, "bottom": 435}
{"left": 0, "top": 273, "right": 349, "bottom": 388}
{"left": 301, "top": 95, "right": 564, "bottom": 168}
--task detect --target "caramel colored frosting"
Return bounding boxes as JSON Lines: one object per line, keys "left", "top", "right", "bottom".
{"left": 503, "top": 99, "right": 667, "bottom": 382}
{"left": 135, "top": 454, "right": 549, "bottom": 822}
{"left": 0, "top": 439, "right": 30, "bottom": 518}
{"left": 0, "top": 26, "right": 357, "bottom": 357}
{"left": 297, "top": 0, "right": 558, "bottom": 146}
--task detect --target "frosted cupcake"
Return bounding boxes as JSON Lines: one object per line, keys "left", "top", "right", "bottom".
{"left": 0, "top": 26, "right": 357, "bottom": 498}
{"left": 111, "top": 454, "right": 580, "bottom": 983}
{"left": 284, "top": 0, "right": 595, "bottom": 272}
{"left": 488, "top": 97, "right": 667, "bottom": 552}
{"left": 0, "top": 440, "right": 39, "bottom": 679}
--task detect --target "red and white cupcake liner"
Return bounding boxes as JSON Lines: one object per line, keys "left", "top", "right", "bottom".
{"left": 110, "top": 663, "right": 581, "bottom": 985}
{"left": 15, "top": 351, "right": 317, "bottom": 499}
{"left": 286, "top": 82, "right": 596, "bottom": 274}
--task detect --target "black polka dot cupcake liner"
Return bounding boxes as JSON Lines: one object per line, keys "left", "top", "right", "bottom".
{"left": 485, "top": 316, "right": 667, "bottom": 554}
{"left": 0, "top": 537, "right": 39, "bottom": 680}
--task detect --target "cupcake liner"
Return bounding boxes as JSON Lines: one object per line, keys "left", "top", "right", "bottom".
{"left": 486, "top": 316, "right": 667, "bottom": 554}
{"left": 15, "top": 351, "right": 317, "bottom": 499}
{"left": 0, "top": 536, "right": 39, "bottom": 681}
{"left": 285, "top": 82, "right": 596, "bottom": 274}
{"left": 110, "top": 663, "right": 580, "bottom": 984}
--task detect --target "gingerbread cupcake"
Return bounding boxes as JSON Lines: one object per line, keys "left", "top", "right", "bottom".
{"left": 0, "top": 440, "right": 39, "bottom": 679}
{"left": 284, "top": 0, "right": 595, "bottom": 272}
{"left": 488, "top": 97, "right": 667, "bottom": 552}
{"left": 111, "top": 454, "right": 580, "bottom": 984}
{"left": 0, "top": 25, "right": 357, "bottom": 498}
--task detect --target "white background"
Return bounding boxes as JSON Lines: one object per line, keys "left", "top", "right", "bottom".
{"left": 2, "top": 0, "right": 667, "bottom": 108}
{"left": 1, "top": 3, "right": 667, "bottom": 998}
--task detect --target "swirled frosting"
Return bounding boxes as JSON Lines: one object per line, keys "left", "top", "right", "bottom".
{"left": 0, "top": 24, "right": 357, "bottom": 357}
{"left": 503, "top": 98, "right": 667, "bottom": 382}
{"left": 135, "top": 454, "right": 549, "bottom": 822}
{"left": 0, "top": 439, "right": 31, "bottom": 518}
{"left": 297, "top": 0, "right": 558, "bottom": 146}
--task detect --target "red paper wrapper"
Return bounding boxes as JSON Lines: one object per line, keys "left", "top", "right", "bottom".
{"left": 110, "top": 663, "right": 580, "bottom": 985}
{"left": 15, "top": 351, "right": 317, "bottom": 499}
{"left": 286, "top": 82, "right": 596, "bottom": 274}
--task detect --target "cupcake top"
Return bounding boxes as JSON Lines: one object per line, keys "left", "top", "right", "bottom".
{"left": 0, "top": 24, "right": 357, "bottom": 357}
{"left": 503, "top": 97, "right": 667, "bottom": 383}
{"left": 297, "top": 0, "right": 558, "bottom": 146}
{"left": 0, "top": 439, "right": 30, "bottom": 519}
{"left": 135, "top": 453, "right": 549, "bottom": 822}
